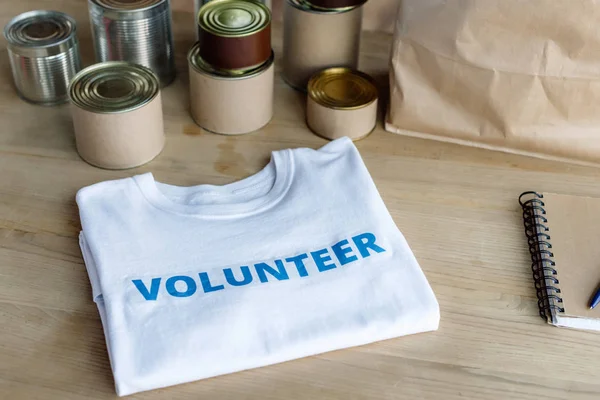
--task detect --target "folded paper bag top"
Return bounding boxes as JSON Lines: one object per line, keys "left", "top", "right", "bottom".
{"left": 76, "top": 138, "right": 440, "bottom": 396}
{"left": 386, "top": 0, "right": 600, "bottom": 165}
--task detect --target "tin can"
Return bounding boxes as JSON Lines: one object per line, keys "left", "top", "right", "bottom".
{"left": 4, "top": 10, "right": 82, "bottom": 105}
{"left": 197, "top": 0, "right": 271, "bottom": 71}
{"left": 307, "top": 67, "right": 378, "bottom": 141}
{"left": 304, "top": 0, "right": 366, "bottom": 11}
{"left": 188, "top": 42, "right": 274, "bottom": 135}
{"left": 283, "top": 0, "right": 362, "bottom": 91}
{"left": 89, "top": 0, "right": 176, "bottom": 87}
{"left": 194, "top": 0, "right": 272, "bottom": 40}
{"left": 69, "top": 62, "right": 165, "bottom": 169}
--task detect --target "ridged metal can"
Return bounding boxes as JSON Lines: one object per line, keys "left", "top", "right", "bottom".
{"left": 194, "top": 0, "right": 272, "bottom": 40}
{"left": 4, "top": 10, "right": 82, "bottom": 105}
{"left": 88, "top": 0, "right": 176, "bottom": 87}
{"left": 307, "top": 67, "right": 378, "bottom": 141}
{"left": 69, "top": 62, "right": 165, "bottom": 169}
{"left": 188, "top": 42, "right": 274, "bottom": 135}
{"left": 197, "top": 0, "right": 271, "bottom": 71}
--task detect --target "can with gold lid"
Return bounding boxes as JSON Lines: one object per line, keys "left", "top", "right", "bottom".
{"left": 4, "top": 10, "right": 82, "bottom": 105}
{"left": 188, "top": 42, "right": 274, "bottom": 135}
{"left": 69, "top": 62, "right": 165, "bottom": 169}
{"left": 89, "top": 0, "right": 176, "bottom": 87}
{"left": 283, "top": 0, "right": 363, "bottom": 91}
{"left": 197, "top": 0, "right": 271, "bottom": 71}
{"left": 304, "top": 0, "right": 367, "bottom": 11}
{"left": 307, "top": 67, "right": 378, "bottom": 141}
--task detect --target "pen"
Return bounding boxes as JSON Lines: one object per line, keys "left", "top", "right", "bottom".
{"left": 589, "top": 286, "right": 600, "bottom": 310}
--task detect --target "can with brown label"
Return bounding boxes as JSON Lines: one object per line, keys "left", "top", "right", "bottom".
{"left": 194, "top": 0, "right": 272, "bottom": 40}
{"left": 197, "top": 0, "right": 271, "bottom": 71}
{"left": 4, "top": 10, "right": 82, "bottom": 105}
{"left": 69, "top": 62, "right": 165, "bottom": 169}
{"left": 307, "top": 67, "right": 378, "bottom": 141}
{"left": 283, "top": 0, "right": 363, "bottom": 91}
{"left": 188, "top": 42, "right": 274, "bottom": 135}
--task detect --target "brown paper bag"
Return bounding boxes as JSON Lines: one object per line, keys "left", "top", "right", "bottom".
{"left": 386, "top": 0, "right": 600, "bottom": 165}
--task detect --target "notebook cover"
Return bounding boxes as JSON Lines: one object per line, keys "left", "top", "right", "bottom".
{"left": 544, "top": 193, "right": 600, "bottom": 320}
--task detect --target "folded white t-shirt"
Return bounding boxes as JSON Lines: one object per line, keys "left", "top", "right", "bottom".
{"left": 77, "top": 137, "right": 440, "bottom": 396}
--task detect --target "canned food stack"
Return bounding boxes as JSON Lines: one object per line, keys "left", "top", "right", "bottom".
{"left": 4, "top": 11, "right": 82, "bottom": 105}
{"left": 283, "top": 0, "right": 366, "bottom": 91}
{"left": 88, "top": 0, "right": 176, "bottom": 87}
{"left": 189, "top": 0, "right": 274, "bottom": 135}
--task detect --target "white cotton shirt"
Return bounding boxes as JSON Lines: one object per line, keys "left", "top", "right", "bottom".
{"left": 77, "top": 137, "right": 440, "bottom": 396}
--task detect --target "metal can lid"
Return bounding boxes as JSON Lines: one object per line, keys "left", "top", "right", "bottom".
{"left": 287, "top": 0, "right": 358, "bottom": 14}
{"left": 188, "top": 41, "right": 274, "bottom": 80}
{"left": 308, "top": 68, "right": 378, "bottom": 110}
{"left": 69, "top": 61, "right": 160, "bottom": 114}
{"left": 92, "top": 0, "right": 165, "bottom": 11}
{"left": 303, "top": 0, "right": 367, "bottom": 12}
{"left": 4, "top": 10, "right": 77, "bottom": 57}
{"left": 198, "top": 0, "right": 271, "bottom": 38}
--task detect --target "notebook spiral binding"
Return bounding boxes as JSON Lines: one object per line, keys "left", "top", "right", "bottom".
{"left": 519, "top": 191, "right": 564, "bottom": 323}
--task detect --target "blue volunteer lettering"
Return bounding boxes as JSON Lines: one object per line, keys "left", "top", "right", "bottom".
{"left": 255, "top": 260, "right": 290, "bottom": 283}
{"left": 285, "top": 254, "right": 309, "bottom": 277}
{"left": 224, "top": 266, "right": 253, "bottom": 286}
{"left": 331, "top": 239, "right": 359, "bottom": 266}
{"left": 132, "top": 232, "right": 386, "bottom": 301}
{"left": 166, "top": 276, "right": 197, "bottom": 298}
{"left": 199, "top": 272, "right": 224, "bottom": 293}
{"left": 132, "top": 278, "right": 161, "bottom": 301}
{"left": 311, "top": 248, "right": 337, "bottom": 272}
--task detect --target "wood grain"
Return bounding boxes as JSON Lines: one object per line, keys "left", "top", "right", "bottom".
{"left": 1, "top": 2, "right": 600, "bottom": 399}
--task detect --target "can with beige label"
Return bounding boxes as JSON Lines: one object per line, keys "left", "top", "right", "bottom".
{"left": 69, "top": 62, "right": 165, "bottom": 169}
{"left": 188, "top": 42, "right": 274, "bottom": 135}
{"left": 307, "top": 67, "right": 378, "bottom": 141}
{"left": 283, "top": 0, "right": 363, "bottom": 91}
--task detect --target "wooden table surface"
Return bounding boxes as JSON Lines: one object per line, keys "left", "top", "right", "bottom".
{"left": 2, "top": 2, "right": 600, "bottom": 399}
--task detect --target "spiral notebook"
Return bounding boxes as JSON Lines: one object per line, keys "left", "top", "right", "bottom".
{"left": 519, "top": 192, "right": 600, "bottom": 331}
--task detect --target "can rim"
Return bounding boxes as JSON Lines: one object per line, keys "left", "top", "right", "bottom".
{"left": 69, "top": 61, "right": 160, "bottom": 114}
{"left": 188, "top": 42, "right": 274, "bottom": 80}
{"left": 89, "top": 0, "right": 166, "bottom": 13}
{"left": 198, "top": 0, "right": 271, "bottom": 38}
{"left": 308, "top": 67, "right": 379, "bottom": 111}
{"left": 286, "top": 0, "right": 361, "bottom": 14}
{"left": 3, "top": 10, "right": 77, "bottom": 51}
{"left": 302, "top": 0, "right": 368, "bottom": 12}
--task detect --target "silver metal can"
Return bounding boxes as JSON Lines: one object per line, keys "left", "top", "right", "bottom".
{"left": 4, "top": 10, "right": 82, "bottom": 105}
{"left": 194, "top": 0, "right": 272, "bottom": 40}
{"left": 89, "top": 0, "right": 176, "bottom": 86}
